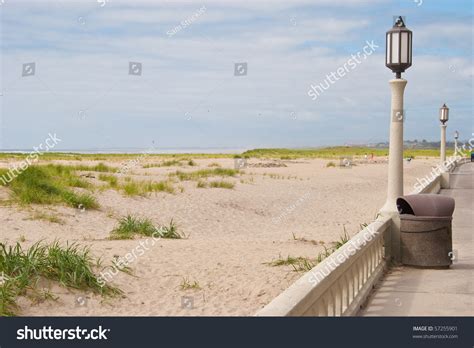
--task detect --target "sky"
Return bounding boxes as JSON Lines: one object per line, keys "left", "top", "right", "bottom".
{"left": 0, "top": 0, "right": 472, "bottom": 151}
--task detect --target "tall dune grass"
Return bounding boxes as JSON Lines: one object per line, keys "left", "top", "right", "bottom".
{"left": 171, "top": 168, "right": 238, "bottom": 181}
{"left": 110, "top": 215, "right": 184, "bottom": 240}
{"left": 1, "top": 165, "right": 98, "bottom": 209}
{"left": 0, "top": 241, "right": 121, "bottom": 316}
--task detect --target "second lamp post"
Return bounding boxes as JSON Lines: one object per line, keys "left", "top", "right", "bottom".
{"left": 439, "top": 104, "right": 449, "bottom": 163}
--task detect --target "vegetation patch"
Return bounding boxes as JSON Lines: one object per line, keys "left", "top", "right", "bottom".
{"left": 171, "top": 168, "right": 238, "bottom": 181}
{"left": 0, "top": 241, "right": 121, "bottom": 316}
{"left": 110, "top": 215, "right": 156, "bottom": 239}
{"left": 110, "top": 215, "right": 184, "bottom": 240}
{"left": 28, "top": 211, "right": 64, "bottom": 224}
{"left": 179, "top": 277, "right": 201, "bottom": 290}
{"left": 209, "top": 181, "right": 235, "bottom": 189}
{"left": 121, "top": 180, "right": 175, "bottom": 196}
{"left": 1, "top": 165, "right": 99, "bottom": 210}
{"left": 242, "top": 147, "right": 445, "bottom": 159}
{"left": 196, "top": 180, "right": 235, "bottom": 189}
{"left": 266, "top": 231, "right": 351, "bottom": 272}
{"left": 73, "top": 163, "right": 118, "bottom": 173}
{"left": 143, "top": 159, "right": 197, "bottom": 169}
{"left": 98, "top": 174, "right": 118, "bottom": 188}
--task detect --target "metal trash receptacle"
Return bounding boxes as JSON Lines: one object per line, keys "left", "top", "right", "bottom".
{"left": 397, "top": 194, "right": 455, "bottom": 268}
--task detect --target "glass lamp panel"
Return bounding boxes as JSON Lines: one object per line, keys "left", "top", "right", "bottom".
{"left": 408, "top": 32, "right": 412, "bottom": 64}
{"left": 400, "top": 32, "right": 408, "bottom": 63}
{"left": 440, "top": 109, "right": 449, "bottom": 122}
{"left": 386, "top": 33, "right": 391, "bottom": 64}
{"left": 391, "top": 32, "right": 400, "bottom": 64}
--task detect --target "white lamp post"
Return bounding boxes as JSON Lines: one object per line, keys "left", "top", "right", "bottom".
{"left": 439, "top": 104, "right": 449, "bottom": 163}
{"left": 454, "top": 130, "right": 459, "bottom": 154}
{"left": 380, "top": 16, "right": 413, "bottom": 263}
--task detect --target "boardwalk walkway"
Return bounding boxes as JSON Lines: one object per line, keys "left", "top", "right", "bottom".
{"left": 360, "top": 162, "right": 473, "bottom": 316}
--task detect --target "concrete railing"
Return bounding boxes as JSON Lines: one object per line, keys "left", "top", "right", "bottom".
{"left": 416, "top": 175, "right": 442, "bottom": 194}
{"left": 256, "top": 216, "right": 391, "bottom": 316}
{"left": 412, "top": 157, "right": 469, "bottom": 195}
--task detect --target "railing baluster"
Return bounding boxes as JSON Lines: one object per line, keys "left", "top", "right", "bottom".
{"left": 329, "top": 290, "right": 336, "bottom": 316}
{"left": 336, "top": 280, "right": 342, "bottom": 316}
{"left": 370, "top": 244, "right": 374, "bottom": 273}
{"left": 364, "top": 254, "right": 368, "bottom": 281}
{"left": 349, "top": 269, "right": 355, "bottom": 302}
{"left": 368, "top": 250, "right": 372, "bottom": 277}
{"left": 343, "top": 273, "right": 350, "bottom": 313}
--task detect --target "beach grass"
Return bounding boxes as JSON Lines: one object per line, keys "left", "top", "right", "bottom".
{"left": 267, "top": 230, "right": 351, "bottom": 272}
{"left": 242, "top": 147, "right": 452, "bottom": 159}
{"left": 142, "top": 159, "right": 182, "bottom": 168}
{"left": 196, "top": 180, "right": 207, "bottom": 188}
{"left": 98, "top": 173, "right": 119, "bottom": 188}
{"left": 209, "top": 180, "right": 235, "bottom": 189}
{"left": 110, "top": 215, "right": 184, "bottom": 240}
{"left": 0, "top": 152, "right": 236, "bottom": 162}
{"left": 0, "top": 241, "right": 121, "bottom": 316}
{"left": 157, "top": 219, "right": 183, "bottom": 239}
{"left": 171, "top": 168, "right": 238, "bottom": 181}
{"left": 196, "top": 180, "right": 235, "bottom": 189}
{"left": 110, "top": 215, "right": 157, "bottom": 239}
{"left": 28, "top": 211, "right": 64, "bottom": 224}
{"left": 0, "top": 146, "right": 455, "bottom": 163}
{"left": 179, "top": 277, "right": 201, "bottom": 290}
{"left": 266, "top": 255, "right": 312, "bottom": 267}
{"left": 121, "top": 179, "right": 175, "bottom": 196}
{"left": 73, "top": 163, "right": 118, "bottom": 172}
{"left": 1, "top": 165, "right": 99, "bottom": 210}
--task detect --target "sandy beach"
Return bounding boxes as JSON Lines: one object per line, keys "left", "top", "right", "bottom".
{"left": 0, "top": 156, "right": 439, "bottom": 316}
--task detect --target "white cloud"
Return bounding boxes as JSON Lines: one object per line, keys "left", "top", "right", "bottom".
{"left": 0, "top": 0, "right": 471, "bottom": 149}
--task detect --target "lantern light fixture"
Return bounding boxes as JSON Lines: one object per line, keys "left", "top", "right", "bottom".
{"left": 386, "top": 16, "right": 413, "bottom": 78}
{"left": 439, "top": 103, "right": 449, "bottom": 124}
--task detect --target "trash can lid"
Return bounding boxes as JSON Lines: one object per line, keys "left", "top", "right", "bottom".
{"left": 397, "top": 194, "right": 455, "bottom": 217}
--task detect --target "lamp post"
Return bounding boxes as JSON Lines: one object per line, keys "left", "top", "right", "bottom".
{"left": 454, "top": 130, "right": 459, "bottom": 154}
{"left": 380, "top": 16, "right": 412, "bottom": 263}
{"left": 439, "top": 104, "right": 449, "bottom": 163}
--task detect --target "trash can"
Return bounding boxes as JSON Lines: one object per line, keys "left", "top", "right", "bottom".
{"left": 397, "top": 194, "right": 455, "bottom": 268}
